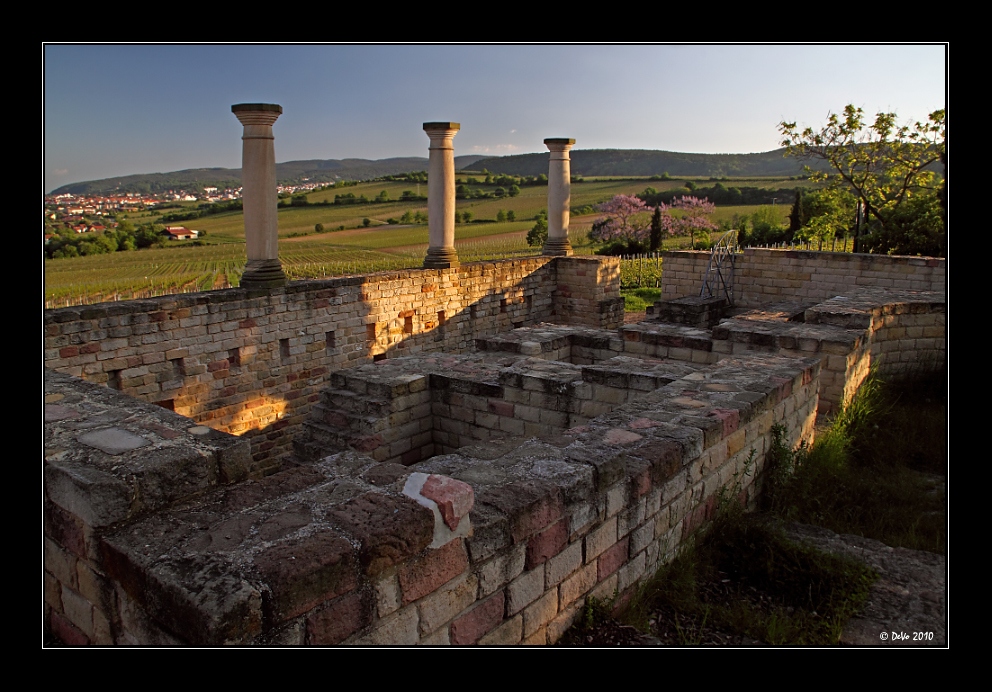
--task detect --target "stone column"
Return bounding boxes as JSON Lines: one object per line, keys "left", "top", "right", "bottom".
{"left": 543, "top": 138, "right": 576, "bottom": 257}
{"left": 232, "top": 103, "right": 287, "bottom": 288}
{"left": 422, "top": 122, "right": 460, "bottom": 269}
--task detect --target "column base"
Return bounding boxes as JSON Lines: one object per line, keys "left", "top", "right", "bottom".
{"left": 423, "top": 246, "right": 460, "bottom": 269}
{"left": 542, "top": 237, "right": 573, "bottom": 257}
{"left": 241, "top": 259, "right": 287, "bottom": 289}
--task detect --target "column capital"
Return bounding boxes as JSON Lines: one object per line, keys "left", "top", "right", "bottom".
{"left": 232, "top": 103, "right": 283, "bottom": 127}
{"left": 544, "top": 137, "right": 576, "bottom": 153}
{"left": 423, "top": 121, "right": 461, "bottom": 132}
{"left": 423, "top": 122, "right": 460, "bottom": 149}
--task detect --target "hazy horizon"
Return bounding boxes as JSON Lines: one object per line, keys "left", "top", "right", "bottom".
{"left": 44, "top": 44, "right": 947, "bottom": 193}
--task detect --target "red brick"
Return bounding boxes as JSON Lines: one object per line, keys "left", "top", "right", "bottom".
{"left": 327, "top": 492, "right": 433, "bottom": 576}
{"left": 709, "top": 408, "right": 740, "bottom": 438}
{"left": 479, "top": 482, "right": 564, "bottom": 543}
{"left": 421, "top": 475, "right": 474, "bottom": 531}
{"left": 45, "top": 502, "right": 86, "bottom": 557}
{"left": 255, "top": 532, "right": 358, "bottom": 622}
{"left": 487, "top": 400, "right": 515, "bottom": 417}
{"left": 597, "top": 536, "right": 629, "bottom": 580}
{"left": 350, "top": 435, "right": 383, "bottom": 453}
{"left": 450, "top": 591, "right": 506, "bottom": 645}
{"left": 398, "top": 539, "right": 469, "bottom": 604}
{"left": 632, "top": 467, "right": 651, "bottom": 498}
{"left": 50, "top": 611, "right": 89, "bottom": 645}
{"left": 526, "top": 519, "right": 568, "bottom": 569}
{"left": 306, "top": 591, "right": 369, "bottom": 645}
{"left": 682, "top": 496, "right": 717, "bottom": 539}
{"left": 206, "top": 359, "right": 228, "bottom": 372}
{"left": 80, "top": 342, "right": 101, "bottom": 354}
{"left": 59, "top": 346, "right": 78, "bottom": 358}
{"left": 239, "top": 318, "right": 257, "bottom": 329}
{"left": 770, "top": 376, "right": 792, "bottom": 403}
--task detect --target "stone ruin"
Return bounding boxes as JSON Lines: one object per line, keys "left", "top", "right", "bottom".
{"left": 44, "top": 106, "right": 946, "bottom": 645}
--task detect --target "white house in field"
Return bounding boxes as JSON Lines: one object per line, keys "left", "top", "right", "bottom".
{"left": 162, "top": 226, "right": 200, "bottom": 240}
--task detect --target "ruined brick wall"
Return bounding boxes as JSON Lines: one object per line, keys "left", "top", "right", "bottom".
{"left": 661, "top": 249, "right": 946, "bottom": 307}
{"left": 45, "top": 351, "right": 819, "bottom": 646}
{"left": 737, "top": 250, "right": 946, "bottom": 307}
{"left": 44, "top": 257, "right": 622, "bottom": 471}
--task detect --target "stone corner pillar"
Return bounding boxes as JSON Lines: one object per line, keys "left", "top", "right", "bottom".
{"left": 422, "top": 122, "right": 461, "bottom": 270}
{"left": 232, "top": 103, "right": 287, "bottom": 289}
{"left": 543, "top": 138, "right": 576, "bottom": 257}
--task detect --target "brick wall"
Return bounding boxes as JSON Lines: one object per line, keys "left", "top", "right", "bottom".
{"left": 45, "top": 257, "right": 622, "bottom": 471}
{"left": 661, "top": 248, "right": 946, "bottom": 307}
{"left": 45, "top": 350, "right": 819, "bottom": 646}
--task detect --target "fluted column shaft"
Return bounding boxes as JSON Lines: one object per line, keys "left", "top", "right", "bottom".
{"left": 422, "top": 122, "right": 461, "bottom": 269}
{"left": 543, "top": 138, "right": 575, "bottom": 257}
{"left": 232, "top": 103, "right": 286, "bottom": 288}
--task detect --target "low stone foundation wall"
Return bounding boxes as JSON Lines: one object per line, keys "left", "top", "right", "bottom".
{"left": 637, "top": 287, "right": 945, "bottom": 418}
{"left": 44, "top": 348, "right": 818, "bottom": 645}
{"left": 660, "top": 248, "right": 945, "bottom": 309}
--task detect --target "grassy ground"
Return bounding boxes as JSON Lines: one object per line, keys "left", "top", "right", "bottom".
{"left": 567, "top": 360, "right": 946, "bottom": 645}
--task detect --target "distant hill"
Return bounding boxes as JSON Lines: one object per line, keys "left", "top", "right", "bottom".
{"left": 468, "top": 148, "right": 832, "bottom": 178}
{"left": 49, "top": 155, "right": 489, "bottom": 196}
{"left": 49, "top": 148, "right": 834, "bottom": 196}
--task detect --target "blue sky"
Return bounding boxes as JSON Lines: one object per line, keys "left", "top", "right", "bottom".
{"left": 43, "top": 44, "right": 947, "bottom": 192}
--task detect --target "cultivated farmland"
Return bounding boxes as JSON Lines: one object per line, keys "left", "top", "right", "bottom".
{"left": 44, "top": 176, "right": 801, "bottom": 306}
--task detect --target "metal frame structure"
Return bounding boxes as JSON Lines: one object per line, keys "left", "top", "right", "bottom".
{"left": 700, "top": 230, "right": 740, "bottom": 306}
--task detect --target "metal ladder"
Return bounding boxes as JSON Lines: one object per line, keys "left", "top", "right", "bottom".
{"left": 700, "top": 230, "right": 740, "bottom": 306}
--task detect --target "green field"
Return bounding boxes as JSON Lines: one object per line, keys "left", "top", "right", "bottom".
{"left": 44, "top": 177, "right": 802, "bottom": 307}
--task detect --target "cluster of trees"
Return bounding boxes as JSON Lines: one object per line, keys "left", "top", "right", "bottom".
{"left": 779, "top": 105, "right": 945, "bottom": 257}
{"left": 638, "top": 183, "right": 798, "bottom": 208}
{"left": 589, "top": 194, "right": 718, "bottom": 254}
{"left": 159, "top": 199, "right": 243, "bottom": 223}
{"left": 455, "top": 170, "right": 547, "bottom": 200}
{"left": 45, "top": 221, "right": 185, "bottom": 259}
{"left": 380, "top": 171, "right": 428, "bottom": 184}
{"left": 456, "top": 183, "right": 521, "bottom": 200}
{"left": 389, "top": 210, "right": 428, "bottom": 225}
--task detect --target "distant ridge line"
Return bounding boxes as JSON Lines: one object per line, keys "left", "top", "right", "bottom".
{"left": 48, "top": 149, "right": 822, "bottom": 196}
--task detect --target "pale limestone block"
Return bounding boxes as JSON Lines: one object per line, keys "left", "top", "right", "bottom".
{"left": 417, "top": 573, "right": 478, "bottom": 636}
{"left": 559, "top": 562, "right": 598, "bottom": 609}
{"left": 546, "top": 540, "right": 584, "bottom": 588}
{"left": 585, "top": 517, "right": 618, "bottom": 562}
{"left": 478, "top": 614, "right": 523, "bottom": 645}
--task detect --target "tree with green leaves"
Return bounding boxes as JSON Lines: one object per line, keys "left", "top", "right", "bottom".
{"left": 779, "top": 105, "right": 945, "bottom": 256}
{"left": 496, "top": 210, "right": 506, "bottom": 223}
{"left": 527, "top": 210, "right": 548, "bottom": 247}
{"left": 506, "top": 210, "right": 516, "bottom": 222}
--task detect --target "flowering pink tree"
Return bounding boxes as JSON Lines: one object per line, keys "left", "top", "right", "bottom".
{"left": 660, "top": 196, "right": 718, "bottom": 247}
{"left": 590, "top": 194, "right": 649, "bottom": 243}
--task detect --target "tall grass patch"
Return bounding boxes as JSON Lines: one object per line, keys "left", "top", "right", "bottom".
{"left": 764, "top": 361, "right": 946, "bottom": 553}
